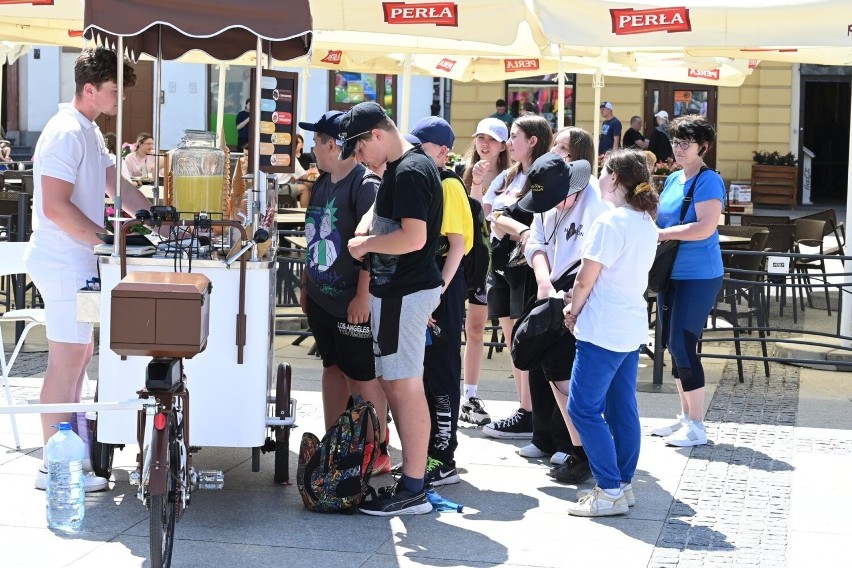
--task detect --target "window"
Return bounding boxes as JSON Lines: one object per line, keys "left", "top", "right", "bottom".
{"left": 328, "top": 72, "right": 397, "bottom": 122}
{"left": 505, "top": 74, "right": 576, "bottom": 131}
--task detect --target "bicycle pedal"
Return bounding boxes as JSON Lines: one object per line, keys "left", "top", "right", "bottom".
{"left": 197, "top": 470, "right": 224, "bottom": 490}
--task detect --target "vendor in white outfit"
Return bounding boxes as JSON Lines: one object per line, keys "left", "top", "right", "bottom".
{"left": 23, "top": 47, "right": 154, "bottom": 493}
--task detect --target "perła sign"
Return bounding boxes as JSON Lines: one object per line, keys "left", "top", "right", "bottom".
{"left": 383, "top": 2, "right": 458, "bottom": 26}
{"left": 610, "top": 7, "right": 691, "bottom": 35}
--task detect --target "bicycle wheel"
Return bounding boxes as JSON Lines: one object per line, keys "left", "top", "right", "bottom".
{"left": 150, "top": 412, "right": 179, "bottom": 568}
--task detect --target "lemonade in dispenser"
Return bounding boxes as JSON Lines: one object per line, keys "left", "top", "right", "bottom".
{"left": 172, "top": 130, "right": 224, "bottom": 219}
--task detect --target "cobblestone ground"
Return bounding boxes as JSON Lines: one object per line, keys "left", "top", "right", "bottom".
{"left": 647, "top": 294, "right": 810, "bottom": 568}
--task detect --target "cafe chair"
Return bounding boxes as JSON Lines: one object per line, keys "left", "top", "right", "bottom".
{"left": 797, "top": 209, "right": 845, "bottom": 256}
{"left": 793, "top": 218, "right": 832, "bottom": 314}
{"left": 713, "top": 231, "right": 771, "bottom": 382}
{"left": 0, "top": 241, "right": 46, "bottom": 449}
{"left": 762, "top": 223, "right": 800, "bottom": 323}
{"left": 741, "top": 214, "right": 791, "bottom": 228}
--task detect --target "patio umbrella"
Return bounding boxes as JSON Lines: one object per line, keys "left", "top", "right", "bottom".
{"left": 0, "top": 0, "right": 84, "bottom": 45}
{"left": 529, "top": 0, "right": 852, "bottom": 339}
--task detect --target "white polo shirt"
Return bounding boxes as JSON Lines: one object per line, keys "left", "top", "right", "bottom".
{"left": 25, "top": 103, "right": 112, "bottom": 267}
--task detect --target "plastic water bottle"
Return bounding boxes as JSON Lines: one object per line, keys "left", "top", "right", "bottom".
{"left": 426, "top": 488, "right": 463, "bottom": 512}
{"left": 45, "top": 422, "right": 86, "bottom": 531}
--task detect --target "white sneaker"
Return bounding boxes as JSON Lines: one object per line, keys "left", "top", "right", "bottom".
{"left": 665, "top": 420, "right": 708, "bottom": 447}
{"left": 567, "top": 486, "right": 629, "bottom": 517}
{"left": 518, "top": 443, "right": 549, "bottom": 458}
{"left": 550, "top": 451, "right": 569, "bottom": 465}
{"left": 35, "top": 469, "right": 109, "bottom": 492}
{"left": 650, "top": 413, "right": 686, "bottom": 437}
{"left": 578, "top": 483, "right": 635, "bottom": 506}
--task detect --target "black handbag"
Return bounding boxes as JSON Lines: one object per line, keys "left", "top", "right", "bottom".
{"left": 491, "top": 235, "right": 515, "bottom": 271}
{"left": 647, "top": 167, "right": 708, "bottom": 293}
{"left": 511, "top": 296, "right": 567, "bottom": 371}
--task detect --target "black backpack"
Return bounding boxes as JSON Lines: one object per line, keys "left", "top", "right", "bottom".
{"left": 296, "top": 394, "right": 380, "bottom": 513}
{"left": 437, "top": 168, "right": 491, "bottom": 292}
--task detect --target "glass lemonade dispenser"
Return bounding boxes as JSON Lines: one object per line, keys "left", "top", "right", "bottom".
{"left": 172, "top": 130, "right": 224, "bottom": 219}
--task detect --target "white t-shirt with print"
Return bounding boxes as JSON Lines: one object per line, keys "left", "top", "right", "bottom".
{"left": 482, "top": 169, "right": 527, "bottom": 242}
{"left": 25, "top": 103, "right": 113, "bottom": 267}
{"left": 573, "top": 206, "right": 659, "bottom": 353}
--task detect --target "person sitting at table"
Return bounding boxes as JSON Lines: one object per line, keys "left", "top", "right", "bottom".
{"left": 277, "top": 134, "right": 318, "bottom": 208}
{"left": 123, "top": 132, "right": 160, "bottom": 184}
{"left": 0, "top": 140, "right": 12, "bottom": 163}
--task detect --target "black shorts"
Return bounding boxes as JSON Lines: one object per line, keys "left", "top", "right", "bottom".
{"left": 487, "top": 266, "right": 535, "bottom": 320}
{"left": 306, "top": 295, "right": 376, "bottom": 381}
{"left": 540, "top": 332, "right": 576, "bottom": 382}
{"left": 467, "top": 285, "right": 487, "bottom": 306}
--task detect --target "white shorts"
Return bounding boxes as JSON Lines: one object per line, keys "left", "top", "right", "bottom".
{"left": 371, "top": 287, "right": 441, "bottom": 381}
{"left": 26, "top": 260, "right": 95, "bottom": 344}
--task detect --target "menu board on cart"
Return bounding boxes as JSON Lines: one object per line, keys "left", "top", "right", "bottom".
{"left": 248, "top": 69, "right": 299, "bottom": 174}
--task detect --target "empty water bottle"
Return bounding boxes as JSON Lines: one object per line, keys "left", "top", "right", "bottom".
{"left": 426, "top": 488, "right": 463, "bottom": 512}
{"left": 45, "top": 422, "right": 86, "bottom": 531}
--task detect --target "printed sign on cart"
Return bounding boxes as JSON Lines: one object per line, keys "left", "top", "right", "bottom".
{"left": 249, "top": 69, "right": 299, "bottom": 174}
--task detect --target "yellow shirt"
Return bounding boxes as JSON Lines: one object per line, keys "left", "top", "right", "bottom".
{"left": 440, "top": 175, "right": 474, "bottom": 255}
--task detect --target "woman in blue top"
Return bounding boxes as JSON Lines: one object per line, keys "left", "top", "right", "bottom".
{"left": 652, "top": 115, "right": 724, "bottom": 448}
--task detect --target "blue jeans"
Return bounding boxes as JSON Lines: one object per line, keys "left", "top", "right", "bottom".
{"left": 568, "top": 341, "right": 641, "bottom": 490}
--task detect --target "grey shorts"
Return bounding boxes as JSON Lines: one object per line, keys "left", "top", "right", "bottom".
{"left": 371, "top": 287, "right": 441, "bottom": 380}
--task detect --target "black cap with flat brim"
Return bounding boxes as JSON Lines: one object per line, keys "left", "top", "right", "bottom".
{"left": 338, "top": 101, "right": 388, "bottom": 160}
{"left": 517, "top": 153, "right": 591, "bottom": 213}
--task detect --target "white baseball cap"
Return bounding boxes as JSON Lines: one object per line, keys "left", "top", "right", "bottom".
{"left": 600, "top": 101, "right": 614, "bottom": 111}
{"left": 473, "top": 117, "right": 508, "bottom": 143}
{"left": 655, "top": 110, "right": 669, "bottom": 120}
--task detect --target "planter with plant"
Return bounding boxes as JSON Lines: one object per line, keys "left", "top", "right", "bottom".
{"left": 750, "top": 150, "right": 798, "bottom": 209}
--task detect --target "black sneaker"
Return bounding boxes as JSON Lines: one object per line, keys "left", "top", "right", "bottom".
{"left": 482, "top": 408, "right": 533, "bottom": 439}
{"left": 460, "top": 397, "right": 491, "bottom": 425}
{"left": 548, "top": 455, "right": 592, "bottom": 484}
{"left": 359, "top": 482, "right": 433, "bottom": 516}
{"left": 425, "top": 457, "right": 460, "bottom": 486}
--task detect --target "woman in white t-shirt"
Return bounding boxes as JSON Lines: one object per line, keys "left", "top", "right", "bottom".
{"left": 123, "top": 132, "right": 158, "bottom": 183}
{"left": 563, "top": 148, "right": 660, "bottom": 517}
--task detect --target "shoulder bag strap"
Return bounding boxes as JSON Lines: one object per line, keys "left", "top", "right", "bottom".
{"left": 677, "top": 166, "right": 709, "bottom": 224}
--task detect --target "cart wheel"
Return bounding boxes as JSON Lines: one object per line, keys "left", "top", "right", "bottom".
{"left": 274, "top": 363, "right": 292, "bottom": 485}
{"left": 88, "top": 404, "right": 115, "bottom": 480}
{"left": 150, "top": 412, "right": 179, "bottom": 568}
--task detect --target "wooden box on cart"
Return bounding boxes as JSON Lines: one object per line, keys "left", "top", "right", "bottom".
{"left": 111, "top": 272, "right": 212, "bottom": 358}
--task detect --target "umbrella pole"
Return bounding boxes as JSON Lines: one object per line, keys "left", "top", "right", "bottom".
{"left": 112, "top": 35, "right": 125, "bottom": 256}
{"left": 249, "top": 36, "right": 263, "bottom": 260}
{"left": 216, "top": 64, "right": 228, "bottom": 148}
{"left": 299, "top": 55, "right": 311, "bottom": 124}
{"left": 842, "top": 95, "right": 852, "bottom": 346}
{"left": 592, "top": 71, "right": 603, "bottom": 176}
{"left": 557, "top": 57, "right": 565, "bottom": 131}
{"left": 152, "top": 28, "right": 162, "bottom": 206}
{"left": 400, "top": 54, "right": 412, "bottom": 132}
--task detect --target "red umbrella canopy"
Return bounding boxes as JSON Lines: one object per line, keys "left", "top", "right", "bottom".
{"left": 83, "top": 0, "right": 311, "bottom": 61}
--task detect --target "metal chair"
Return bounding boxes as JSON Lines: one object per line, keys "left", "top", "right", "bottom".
{"left": 793, "top": 218, "right": 832, "bottom": 314}
{"left": 0, "top": 241, "right": 46, "bottom": 449}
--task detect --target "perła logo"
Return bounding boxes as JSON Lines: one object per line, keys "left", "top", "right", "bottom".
{"left": 321, "top": 50, "right": 342, "bottom": 64}
{"left": 436, "top": 58, "right": 456, "bottom": 72}
{"left": 687, "top": 68, "right": 720, "bottom": 80}
{"left": 504, "top": 58, "right": 540, "bottom": 72}
{"left": 610, "top": 7, "right": 691, "bottom": 35}
{"left": 383, "top": 2, "right": 458, "bottom": 26}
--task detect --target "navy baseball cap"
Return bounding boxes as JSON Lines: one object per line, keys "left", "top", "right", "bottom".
{"left": 517, "top": 153, "right": 591, "bottom": 213}
{"left": 409, "top": 116, "right": 455, "bottom": 149}
{"left": 298, "top": 111, "right": 345, "bottom": 142}
{"left": 338, "top": 101, "right": 389, "bottom": 160}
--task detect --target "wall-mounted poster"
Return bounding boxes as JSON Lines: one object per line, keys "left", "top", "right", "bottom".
{"left": 248, "top": 69, "right": 299, "bottom": 174}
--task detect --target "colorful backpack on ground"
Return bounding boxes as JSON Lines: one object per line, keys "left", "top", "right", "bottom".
{"left": 297, "top": 394, "right": 380, "bottom": 513}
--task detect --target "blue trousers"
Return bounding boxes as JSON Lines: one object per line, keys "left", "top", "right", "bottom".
{"left": 568, "top": 341, "right": 641, "bottom": 490}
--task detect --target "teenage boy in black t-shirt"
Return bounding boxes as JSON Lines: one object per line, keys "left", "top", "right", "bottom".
{"left": 343, "top": 102, "right": 444, "bottom": 516}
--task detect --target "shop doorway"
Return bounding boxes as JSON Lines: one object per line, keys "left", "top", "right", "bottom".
{"left": 644, "top": 81, "right": 718, "bottom": 168}
{"left": 96, "top": 61, "right": 155, "bottom": 149}
{"left": 799, "top": 72, "right": 851, "bottom": 204}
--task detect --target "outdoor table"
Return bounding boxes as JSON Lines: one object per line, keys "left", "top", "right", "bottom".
{"left": 718, "top": 234, "right": 751, "bottom": 249}
{"left": 276, "top": 212, "right": 306, "bottom": 227}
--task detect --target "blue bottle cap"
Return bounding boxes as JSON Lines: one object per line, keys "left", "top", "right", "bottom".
{"left": 57, "top": 422, "right": 73, "bottom": 431}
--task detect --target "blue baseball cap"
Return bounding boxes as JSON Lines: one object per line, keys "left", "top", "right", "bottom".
{"left": 409, "top": 116, "right": 455, "bottom": 149}
{"left": 298, "top": 110, "right": 345, "bottom": 141}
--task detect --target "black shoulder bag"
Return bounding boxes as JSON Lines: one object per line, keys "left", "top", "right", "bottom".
{"left": 647, "top": 167, "right": 708, "bottom": 293}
